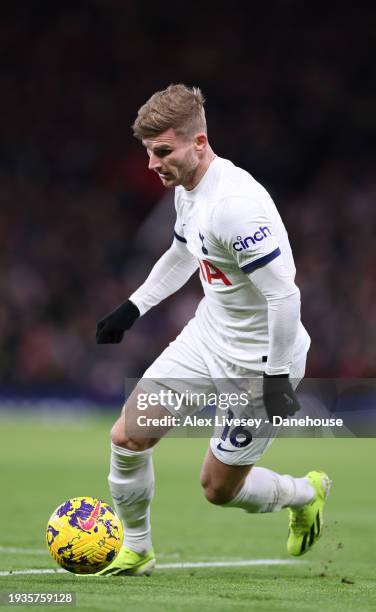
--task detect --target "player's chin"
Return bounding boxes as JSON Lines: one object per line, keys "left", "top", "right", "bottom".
{"left": 159, "top": 174, "right": 179, "bottom": 187}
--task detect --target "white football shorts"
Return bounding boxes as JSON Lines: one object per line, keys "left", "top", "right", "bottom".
{"left": 140, "top": 316, "right": 307, "bottom": 466}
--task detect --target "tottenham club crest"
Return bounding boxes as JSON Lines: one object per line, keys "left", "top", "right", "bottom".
{"left": 199, "top": 232, "right": 208, "bottom": 255}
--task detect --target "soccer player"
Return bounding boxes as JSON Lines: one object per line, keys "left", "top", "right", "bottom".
{"left": 95, "top": 84, "right": 331, "bottom": 576}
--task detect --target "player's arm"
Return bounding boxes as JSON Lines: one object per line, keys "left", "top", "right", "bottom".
{"left": 246, "top": 257, "right": 301, "bottom": 419}
{"left": 96, "top": 238, "right": 198, "bottom": 344}
{"left": 129, "top": 236, "right": 198, "bottom": 315}
{"left": 215, "top": 194, "right": 301, "bottom": 419}
{"left": 248, "top": 256, "right": 300, "bottom": 375}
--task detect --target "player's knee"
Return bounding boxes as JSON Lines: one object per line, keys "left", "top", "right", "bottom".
{"left": 200, "top": 476, "right": 235, "bottom": 505}
{"left": 203, "top": 484, "right": 234, "bottom": 505}
{"left": 110, "top": 421, "right": 151, "bottom": 452}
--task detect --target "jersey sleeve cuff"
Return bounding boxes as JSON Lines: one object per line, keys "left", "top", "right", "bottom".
{"left": 264, "top": 364, "right": 290, "bottom": 376}
{"left": 174, "top": 230, "right": 187, "bottom": 243}
{"left": 127, "top": 293, "right": 147, "bottom": 317}
{"left": 240, "top": 247, "right": 281, "bottom": 273}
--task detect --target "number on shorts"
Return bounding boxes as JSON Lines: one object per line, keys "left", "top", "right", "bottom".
{"left": 221, "top": 409, "right": 253, "bottom": 448}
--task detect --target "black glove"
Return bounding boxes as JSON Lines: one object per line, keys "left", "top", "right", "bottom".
{"left": 263, "top": 373, "right": 300, "bottom": 421}
{"left": 96, "top": 300, "right": 140, "bottom": 344}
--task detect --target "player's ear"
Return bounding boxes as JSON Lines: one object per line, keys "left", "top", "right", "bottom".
{"left": 194, "top": 132, "right": 208, "bottom": 152}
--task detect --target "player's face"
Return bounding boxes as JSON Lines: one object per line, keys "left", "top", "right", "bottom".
{"left": 143, "top": 128, "right": 205, "bottom": 189}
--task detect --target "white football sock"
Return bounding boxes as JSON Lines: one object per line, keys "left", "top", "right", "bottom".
{"left": 224, "top": 467, "right": 315, "bottom": 513}
{"left": 108, "top": 442, "right": 154, "bottom": 554}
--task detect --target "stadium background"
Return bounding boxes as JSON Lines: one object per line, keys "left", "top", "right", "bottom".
{"left": 1, "top": 1, "right": 375, "bottom": 407}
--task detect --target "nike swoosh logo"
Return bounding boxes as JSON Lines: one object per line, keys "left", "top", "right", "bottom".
{"left": 78, "top": 500, "right": 101, "bottom": 531}
{"left": 216, "top": 442, "right": 237, "bottom": 453}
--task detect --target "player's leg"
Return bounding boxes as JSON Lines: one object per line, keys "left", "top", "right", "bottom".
{"left": 200, "top": 447, "right": 331, "bottom": 555}
{"left": 102, "top": 317, "right": 211, "bottom": 576}
{"left": 200, "top": 447, "right": 315, "bottom": 511}
{"left": 99, "top": 385, "right": 173, "bottom": 576}
{"left": 201, "top": 351, "right": 331, "bottom": 555}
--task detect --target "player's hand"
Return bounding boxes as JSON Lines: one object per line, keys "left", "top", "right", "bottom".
{"left": 263, "top": 373, "right": 300, "bottom": 421}
{"left": 96, "top": 300, "right": 140, "bottom": 344}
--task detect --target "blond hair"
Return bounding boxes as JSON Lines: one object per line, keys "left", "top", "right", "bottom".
{"left": 132, "top": 84, "right": 207, "bottom": 140}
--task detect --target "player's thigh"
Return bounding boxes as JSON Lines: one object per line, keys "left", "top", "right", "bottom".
{"left": 111, "top": 384, "right": 173, "bottom": 450}
{"left": 137, "top": 317, "right": 215, "bottom": 418}
{"left": 208, "top": 349, "right": 309, "bottom": 467}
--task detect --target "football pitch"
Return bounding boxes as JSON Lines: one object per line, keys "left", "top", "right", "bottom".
{"left": 0, "top": 415, "right": 375, "bottom": 611}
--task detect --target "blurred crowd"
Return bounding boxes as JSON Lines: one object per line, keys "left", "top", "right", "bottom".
{"left": 1, "top": 1, "right": 375, "bottom": 399}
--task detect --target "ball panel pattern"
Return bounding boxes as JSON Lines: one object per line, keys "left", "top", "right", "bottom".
{"left": 46, "top": 497, "right": 123, "bottom": 574}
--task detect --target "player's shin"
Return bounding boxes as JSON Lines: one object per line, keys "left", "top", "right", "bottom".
{"left": 108, "top": 442, "right": 154, "bottom": 554}
{"left": 224, "top": 467, "right": 314, "bottom": 513}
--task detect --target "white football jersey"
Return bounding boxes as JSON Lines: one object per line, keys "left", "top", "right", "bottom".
{"left": 173, "top": 156, "right": 310, "bottom": 368}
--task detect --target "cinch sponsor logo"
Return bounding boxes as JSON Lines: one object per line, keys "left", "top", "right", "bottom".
{"left": 232, "top": 226, "right": 271, "bottom": 251}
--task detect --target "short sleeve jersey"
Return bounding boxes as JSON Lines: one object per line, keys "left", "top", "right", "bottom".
{"left": 174, "top": 156, "right": 310, "bottom": 367}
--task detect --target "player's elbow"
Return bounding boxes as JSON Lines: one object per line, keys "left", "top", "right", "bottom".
{"left": 266, "top": 282, "right": 300, "bottom": 304}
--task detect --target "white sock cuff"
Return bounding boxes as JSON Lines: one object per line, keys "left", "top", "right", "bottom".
{"left": 111, "top": 442, "right": 153, "bottom": 458}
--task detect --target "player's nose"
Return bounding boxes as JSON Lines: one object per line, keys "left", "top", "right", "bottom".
{"left": 148, "top": 152, "right": 161, "bottom": 171}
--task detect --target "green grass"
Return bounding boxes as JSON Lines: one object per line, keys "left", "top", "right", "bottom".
{"left": 0, "top": 415, "right": 375, "bottom": 611}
